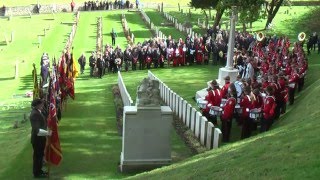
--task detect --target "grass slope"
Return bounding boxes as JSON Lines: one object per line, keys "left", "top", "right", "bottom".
{"left": 129, "top": 78, "right": 320, "bottom": 179}
{"left": 145, "top": 9, "right": 186, "bottom": 40}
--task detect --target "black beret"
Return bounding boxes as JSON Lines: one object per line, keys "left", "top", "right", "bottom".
{"left": 31, "top": 98, "right": 43, "bottom": 107}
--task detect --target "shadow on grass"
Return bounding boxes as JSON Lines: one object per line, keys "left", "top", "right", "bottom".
{"left": 0, "top": 77, "right": 14, "bottom": 81}
{"left": 19, "top": 74, "right": 33, "bottom": 91}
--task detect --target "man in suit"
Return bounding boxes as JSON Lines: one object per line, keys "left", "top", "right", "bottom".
{"left": 30, "top": 99, "right": 51, "bottom": 178}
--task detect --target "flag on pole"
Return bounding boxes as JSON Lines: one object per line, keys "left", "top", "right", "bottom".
{"left": 32, "top": 63, "right": 40, "bottom": 100}
{"left": 45, "top": 78, "right": 62, "bottom": 166}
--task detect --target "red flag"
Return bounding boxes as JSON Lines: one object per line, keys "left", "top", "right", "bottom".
{"left": 45, "top": 80, "right": 62, "bottom": 166}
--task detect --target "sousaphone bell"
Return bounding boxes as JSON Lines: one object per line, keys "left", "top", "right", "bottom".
{"left": 298, "top": 32, "right": 306, "bottom": 42}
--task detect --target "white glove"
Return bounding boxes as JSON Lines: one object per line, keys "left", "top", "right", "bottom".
{"left": 37, "top": 129, "right": 52, "bottom": 136}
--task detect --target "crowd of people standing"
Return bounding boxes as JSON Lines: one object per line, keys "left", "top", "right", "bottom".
{"left": 82, "top": 0, "right": 137, "bottom": 11}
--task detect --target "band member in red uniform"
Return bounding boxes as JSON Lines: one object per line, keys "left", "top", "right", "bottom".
{"left": 203, "top": 80, "right": 221, "bottom": 125}
{"left": 297, "top": 60, "right": 307, "bottom": 92}
{"left": 195, "top": 43, "right": 203, "bottom": 64}
{"left": 261, "top": 86, "right": 276, "bottom": 132}
{"left": 240, "top": 86, "right": 253, "bottom": 139}
{"left": 288, "top": 68, "right": 299, "bottom": 105}
{"left": 221, "top": 76, "right": 231, "bottom": 99}
{"left": 173, "top": 47, "right": 180, "bottom": 67}
{"left": 181, "top": 44, "right": 187, "bottom": 66}
{"left": 221, "top": 83, "right": 237, "bottom": 142}
{"left": 278, "top": 73, "right": 287, "bottom": 114}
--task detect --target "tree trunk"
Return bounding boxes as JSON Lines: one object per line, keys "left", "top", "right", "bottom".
{"left": 242, "top": 23, "right": 246, "bottom": 32}
{"left": 203, "top": 10, "right": 209, "bottom": 28}
{"left": 265, "top": 0, "right": 284, "bottom": 29}
{"left": 213, "top": 8, "right": 225, "bottom": 30}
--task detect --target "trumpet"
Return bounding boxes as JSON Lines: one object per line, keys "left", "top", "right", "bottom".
{"left": 298, "top": 32, "right": 306, "bottom": 42}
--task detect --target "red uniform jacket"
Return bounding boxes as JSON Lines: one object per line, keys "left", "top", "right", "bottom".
{"left": 221, "top": 82, "right": 230, "bottom": 99}
{"left": 203, "top": 89, "right": 221, "bottom": 114}
{"left": 270, "top": 82, "right": 280, "bottom": 101}
{"left": 252, "top": 94, "right": 264, "bottom": 109}
{"left": 289, "top": 73, "right": 299, "bottom": 89}
{"left": 264, "top": 96, "right": 276, "bottom": 120}
{"left": 221, "top": 97, "right": 236, "bottom": 120}
{"left": 240, "top": 95, "right": 252, "bottom": 118}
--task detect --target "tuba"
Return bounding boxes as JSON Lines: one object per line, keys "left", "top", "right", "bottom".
{"left": 298, "top": 32, "right": 306, "bottom": 42}
{"left": 256, "top": 32, "right": 265, "bottom": 42}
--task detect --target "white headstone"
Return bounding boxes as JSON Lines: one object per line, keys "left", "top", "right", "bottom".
{"left": 213, "top": 128, "right": 222, "bottom": 148}
{"left": 200, "top": 117, "right": 208, "bottom": 146}
{"left": 165, "top": 87, "right": 169, "bottom": 104}
{"left": 182, "top": 100, "right": 188, "bottom": 121}
{"left": 190, "top": 108, "right": 197, "bottom": 131}
{"left": 175, "top": 95, "right": 179, "bottom": 116}
{"left": 179, "top": 97, "right": 184, "bottom": 119}
{"left": 169, "top": 90, "right": 174, "bottom": 109}
{"left": 195, "top": 115, "right": 203, "bottom": 139}
{"left": 185, "top": 105, "right": 192, "bottom": 127}
{"left": 193, "top": 111, "right": 201, "bottom": 133}
{"left": 206, "top": 122, "right": 214, "bottom": 150}
{"left": 172, "top": 93, "right": 176, "bottom": 113}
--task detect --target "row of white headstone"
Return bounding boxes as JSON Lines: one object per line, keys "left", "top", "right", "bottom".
{"left": 96, "top": 16, "right": 103, "bottom": 53}
{"left": 147, "top": 70, "right": 222, "bottom": 150}
{"left": 163, "top": 12, "right": 202, "bottom": 38}
{"left": 64, "top": 11, "right": 80, "bottom": 49}
{"left": 140, "top": 9, "right": 167, "bottom": 40}
{"left": 197, "top": 18, "right": 211, "bottom": 29}
{"left": 117, "top": 71, "right": 134, "bottom": 106}
{"left": 121, "top": 13, "right": 135, "bottom": 44}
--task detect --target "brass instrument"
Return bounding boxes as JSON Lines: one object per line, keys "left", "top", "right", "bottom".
{"left": 257, "top": 32, "right": 265, "bottom": 42}
{"left": 298, "top": 32, "right": 306, "bottom": 42}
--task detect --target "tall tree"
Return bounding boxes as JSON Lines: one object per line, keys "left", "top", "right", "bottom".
{"left": 265, "top": 0, "right": 285, "bottom": 29}
{"left": 236, "top": 0, "right": 265, "bottom": 32}
{"left": 190, "top": 0, "right": 223, "bottom": 29}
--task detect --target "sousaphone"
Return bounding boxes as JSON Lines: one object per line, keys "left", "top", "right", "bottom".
{"left": 257, "top": 32, "right": 265, "bottom": 42}
{"left": 298, "top": 32, "right": 306, "bottom": 42}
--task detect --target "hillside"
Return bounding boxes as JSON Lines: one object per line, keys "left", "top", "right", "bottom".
{"left": 129, "top": 78, "right": 320, "bottom": 179}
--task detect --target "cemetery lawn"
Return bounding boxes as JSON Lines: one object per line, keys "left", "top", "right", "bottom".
{"left": 0, "top": 5, "right": 320, "bottom": 180}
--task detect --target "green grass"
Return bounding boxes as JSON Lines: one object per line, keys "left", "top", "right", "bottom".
{"left": 124, "top": 11, "right": 153, "bottom": 44}
{"left": 145, "top": 9, "right": 186, "bottom": 40}
{"left": 0, "top": 12, "right": 74, "bottom": 175}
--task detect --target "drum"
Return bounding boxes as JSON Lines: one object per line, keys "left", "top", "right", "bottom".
{"left": 249, "top": 108, "right": 262, "bottom": 120}
{"left": 235, "top": 104, "right": 242, "bottom": 114}
{"left": 288, "top": 83, "right": 295, "bottom": 88}
{"left": 197, "top": 98, "right": 208, "bottom": 109}
{"left": 220, "top": 98, "right": 227, "bottom": 107}
{"left": 209, "top": 106, "right": 223, "bottom": 116}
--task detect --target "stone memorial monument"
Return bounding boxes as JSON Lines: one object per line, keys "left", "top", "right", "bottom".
{"left": 120, "top": 77, "right": 172, "bottom": 172}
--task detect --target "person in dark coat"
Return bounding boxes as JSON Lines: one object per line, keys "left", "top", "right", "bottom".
{"left": 96, "top": 53, "right": 104, "bottom": 78}
{"left": 111, "top": 28, "right": 117, "bottom": 46}
{"left": 89, "top": 52, "right": 96, "bottom": 77}
{"left": 78, "top": 53, "right": 86, "bottom": 74}
{"left": 29, "top": 99, "right": 51, "bottom": 178}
